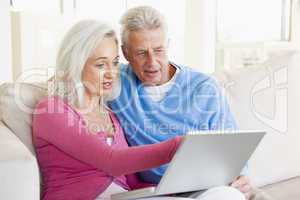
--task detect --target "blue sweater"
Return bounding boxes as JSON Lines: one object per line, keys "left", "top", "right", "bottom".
{"left": 109, "top": 63, "right": 237, "bottom": 183}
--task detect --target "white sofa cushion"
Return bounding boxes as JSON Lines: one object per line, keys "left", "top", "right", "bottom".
{"left": 0, "top": 83, "right": 47, "bottom": 155}
{"left": 213, "top": 51, "right": 300, "bottom": 187}
{"left": 0, "top": 121, "right": 40, "bottom": 200}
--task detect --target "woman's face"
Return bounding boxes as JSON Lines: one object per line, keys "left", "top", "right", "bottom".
{"left": 82, "top": 36, "right": 119, "bottom": 98}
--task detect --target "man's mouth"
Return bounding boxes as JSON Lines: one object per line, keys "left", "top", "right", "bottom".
{"left": 144, "top": 70, "right": 159, "bottom": 76}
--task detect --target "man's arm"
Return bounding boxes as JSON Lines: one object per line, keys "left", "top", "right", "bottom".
{"left": 204, "top": 78, "right": 253, "bottom": 199}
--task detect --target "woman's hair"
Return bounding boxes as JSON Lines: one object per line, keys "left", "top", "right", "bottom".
{"left": 120, "top": 6, "right": 167, "bottom": 46}
{"left": 53, "top": 20, "right": 117, "bottom": 107}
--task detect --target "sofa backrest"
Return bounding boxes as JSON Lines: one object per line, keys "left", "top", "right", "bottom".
{"left": 0, "top": 83, "right": 47, "bottom": 155}
{"left": 213, "top": 50, "right": 300, "bottom": 187}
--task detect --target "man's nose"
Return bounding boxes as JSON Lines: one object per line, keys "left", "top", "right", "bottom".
{"left": 146, "top": 51, "right": 156, "bottom": 66}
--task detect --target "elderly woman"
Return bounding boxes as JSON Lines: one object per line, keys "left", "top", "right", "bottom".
{"left": 32, "top": 20, "right": 246, "bottom": 200}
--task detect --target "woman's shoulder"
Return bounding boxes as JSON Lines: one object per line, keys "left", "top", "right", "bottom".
{"left": 32, "top": 96, "right": 81, "bottom": 135}
{"left": 36, "top": 95, "right": 63, "bottom": 106}
{"left": 34, "top": 95, "right": 74, "bottom": 116}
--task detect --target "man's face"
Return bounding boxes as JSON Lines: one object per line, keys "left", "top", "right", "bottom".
{"left": 123, "top": 28, "right": 170, "bottom": 86}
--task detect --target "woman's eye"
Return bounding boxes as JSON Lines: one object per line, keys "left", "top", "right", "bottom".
{"left": 96, "top": 64, "right": 104, "bottom": 68}
{"left": 113, "top": 61, "right": 119, "bottom": 66}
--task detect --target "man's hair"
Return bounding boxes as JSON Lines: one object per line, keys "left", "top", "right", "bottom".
{"left": 120, "top": 6, "right": 168, "bottom": 46}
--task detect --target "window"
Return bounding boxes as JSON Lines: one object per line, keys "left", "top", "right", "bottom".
{"left": 216, "top": 0, "right": 294, "bottom": 70}
{"left": 217, "top": 0, "right": 291, "bottom": 43}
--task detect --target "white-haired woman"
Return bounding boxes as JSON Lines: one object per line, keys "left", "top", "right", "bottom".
{"left": 32, "top": 20, "right": 184, "bottom": 200}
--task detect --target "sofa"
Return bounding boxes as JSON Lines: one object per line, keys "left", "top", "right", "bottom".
{"left": 0, "top": 51, "right": 299, "bottom": 200}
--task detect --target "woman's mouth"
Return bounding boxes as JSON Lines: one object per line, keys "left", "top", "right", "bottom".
{"left": 102, "top": 81, "right": 113, "bottom": 90}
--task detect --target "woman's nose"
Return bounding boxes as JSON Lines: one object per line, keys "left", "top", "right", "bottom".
{"left": 104, "top": 66, "right": 116, "bottom": 79}
{"left": 104, "top": 70, "right": 113, "bottom": 79}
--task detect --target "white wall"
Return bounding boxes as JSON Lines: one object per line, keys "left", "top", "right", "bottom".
{"left": 291, "top": 0, "right": 300, "bottom": 45}
{"left": 11, "top": 11, "right": 67, "bottom": 82}
{"left": 185, "top": 0, "right": 216, "bottom": 73}
{"left": 0, "top": 0, "right": 13, "bottom": 83}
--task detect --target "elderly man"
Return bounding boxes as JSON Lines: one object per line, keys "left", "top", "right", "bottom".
{"left": 109, "top": 6, "right": 252, "bottom": 200}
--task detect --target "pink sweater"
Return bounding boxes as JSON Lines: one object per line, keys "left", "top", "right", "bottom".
{"left": 32, "top": 96, "right": 181, "bottom": 200}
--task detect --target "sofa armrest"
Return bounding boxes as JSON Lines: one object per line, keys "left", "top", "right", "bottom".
{"left": 0, "top": 121, "right": 40, "bottom": 200}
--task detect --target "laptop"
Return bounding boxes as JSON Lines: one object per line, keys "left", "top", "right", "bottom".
{"left": 111, "top": 130, "right": 266, "bottom": 200}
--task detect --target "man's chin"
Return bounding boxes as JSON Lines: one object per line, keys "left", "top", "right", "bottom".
{"left": 142, "top": 77, "right": 161, "bottom": 86}
{"left": 142, "top": 82, "right": 158, "bottom": 86}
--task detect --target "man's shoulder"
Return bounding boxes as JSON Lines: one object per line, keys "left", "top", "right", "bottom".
{"left": 120, "top": 63, "right": 131, "bottom": 72}
{"left": 176, "top": 63, "right": 218, "bottom": 88}
{"left": 119, "top": 63, "right": 137, "bottom": 80}
{"left": 171, "top": 63, "right": 220, "bottom": 98}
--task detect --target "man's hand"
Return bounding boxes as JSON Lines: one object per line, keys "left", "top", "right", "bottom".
{"left": 230, "top": 175, "right": 253, "bottom": 200}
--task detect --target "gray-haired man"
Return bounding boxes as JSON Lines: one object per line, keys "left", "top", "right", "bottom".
{"left": 109, "top": 6, "right": 252, "bottom": 200}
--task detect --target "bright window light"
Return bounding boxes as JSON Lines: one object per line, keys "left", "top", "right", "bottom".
{"left": 217, "top": 0, "right": 291, "bottom": 42}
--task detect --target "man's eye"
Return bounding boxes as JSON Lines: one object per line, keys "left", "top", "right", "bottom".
{"left": 155, "top": 48, "right": 165, "bottom": 53}
{"left": 137, "top": 52, "right": 146, "bottom": 56}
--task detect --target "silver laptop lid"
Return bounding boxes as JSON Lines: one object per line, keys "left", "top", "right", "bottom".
{"left": 155, "top": 130, "right": 266, "bottom": 195}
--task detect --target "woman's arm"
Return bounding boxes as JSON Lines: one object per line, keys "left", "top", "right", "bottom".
{"left": 125, "top": 173, "right": 156, "bottom": 190}
{"left": 32, "top": 97, "right": 182, "bottom": 177}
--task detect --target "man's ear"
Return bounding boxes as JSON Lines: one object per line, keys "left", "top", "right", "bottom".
{"left": 121, "top": 45, "right": 129, "bottom": 61}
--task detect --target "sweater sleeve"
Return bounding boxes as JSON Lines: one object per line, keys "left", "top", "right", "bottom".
{"left": 32, "top": 97, "right": 182, "bottom": 177}
{"left": 125, "top": 173, "right": 156, "bottom": 190}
